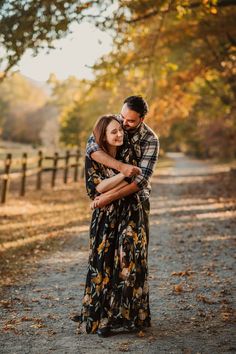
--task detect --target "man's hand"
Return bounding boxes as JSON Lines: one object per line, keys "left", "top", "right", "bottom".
{"left": 120, "top": 163, "right": 141, "bottom": 177}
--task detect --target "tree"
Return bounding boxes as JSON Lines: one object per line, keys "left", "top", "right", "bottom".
{"left": 0, "top": 72, "right": 48, "bottom": 142}
{"left": 0, "top": 0, "right": 111, "bottom": 77}
{"left": 93, "top": 0, "right": 236, "bottom": 158}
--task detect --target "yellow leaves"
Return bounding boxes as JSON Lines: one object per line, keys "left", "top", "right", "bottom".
{"left": 171, "top": 269, "right": 195, "bottom": 277}
{"left": 173, "top": 281, "right": 195, "bottom": 294}
{"left": 30, "top": 322, "right": 47, "bottom": 329}
{"left": 210, "top": 7, "right": 217, "bottom": 14}
{"left": 202, "top": 0, "right": 218, "bottom": 13}
{"left": 165, "top": 62, "right": 179, "bottom": 72}
{"left": 137, "top": 330, "right": 145, "bottom": 337}
{"left": 196, "top": 294, "right": 217, "bottom": 304}
{"left": 176, "top": 5, "right": 188, "bottom": 18}
{"left": 173, "top": 283, "right": 184, "bottom": 293}
{"left": 118, "top": 342, "right": 130, "bottom": 352}
{"left": 0, "top": 299, "right": 12, "bottom": 308}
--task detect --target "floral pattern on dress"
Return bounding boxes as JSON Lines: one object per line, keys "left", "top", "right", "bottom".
{"left": 78, "top": 147, "right": 151, "bottom": 333}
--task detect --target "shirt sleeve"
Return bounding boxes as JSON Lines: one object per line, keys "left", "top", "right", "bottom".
{"left": 134, "top": 135, "right": 159, "bottom": 190}
{"left": 86, "top": 134, "right": 101, "bottom": 158}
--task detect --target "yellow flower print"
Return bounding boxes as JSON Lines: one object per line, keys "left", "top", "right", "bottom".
{"left": 97, "top": 239, "right": 105, "bottom": 254}
{"left": 93, "top": 177, "right": 101, "bottom": 185}
{"left": 120, "top": 267, "right": 130, "bottom": 279}
{"left": 92, "top": 272, "right": 102, "bottom": 284}
{"left": 133, "top": 232, "right": 138, "bottom": 244}
{"left": 138, "top": 309, "right": 147, "bottom": 321}
{"left": 95, "top": 284, "right": 102, "bottom": 294}
{"left": 121, "top": 307, "right": 130, "bottom": 320}
{"left": 143, "top": 281, "right": 149, "bottom": 294}
{"left": 133, "top": 287, "right": 143, "bottom": 298}
{"left": 92, "top": 321, "right": 99, "bottom": 333}
{"left": 102, "top": 275, "right": 110, "bottom": 286}
{"left": 105, "top": 266, "right": 111, "bottom": 276}
{"left": 82, "top": 294, "right": 91, "bottom": 305}
{"left": 127, "top": 225, "right": 134, "bottom": 237}
{"left": 128, "top": 221, "right": 135, "bottom": 228}
{"left": 104, "top": 240, "right": 110, "bottom": 253}
{"left": 128, "top": 261, "right": 135, "bottom": 272}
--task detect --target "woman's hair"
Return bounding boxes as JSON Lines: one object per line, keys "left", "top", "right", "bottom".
{"left": 93, "top": 114, "right": 121, "bottom": 153}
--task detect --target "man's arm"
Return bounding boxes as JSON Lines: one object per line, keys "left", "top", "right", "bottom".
{"left": 86, "top": 134, "right": 141, "bottom": 177}
{"left": 91, "top": 150, "right": 141, "bottom": 178}
{"left": 133, "top": 136, "right": 159, "bottom": 189}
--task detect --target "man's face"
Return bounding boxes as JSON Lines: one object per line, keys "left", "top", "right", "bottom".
{"left": 120, "top": 103, "right": 143, "bottom": 131}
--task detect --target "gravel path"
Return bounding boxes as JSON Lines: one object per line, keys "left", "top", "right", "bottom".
{"left": 0, "top": 152, "right": 235, "bottom": 354}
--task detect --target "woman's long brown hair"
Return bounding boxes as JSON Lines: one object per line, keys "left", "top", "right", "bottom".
{"left": 93, "top": 115, "right": 121, "bottom": 153}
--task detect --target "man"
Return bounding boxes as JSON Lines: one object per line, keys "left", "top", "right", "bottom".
{"left": 87, "top": 95, "right": 159, "bottom": 228}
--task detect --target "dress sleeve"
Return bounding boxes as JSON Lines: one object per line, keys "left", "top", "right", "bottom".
{"left": 85, "top": 155, "right": 104, "bottom": 200}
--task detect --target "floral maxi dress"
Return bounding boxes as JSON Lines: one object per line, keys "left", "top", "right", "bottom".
{"left": 78, "top": 154, "right": 151, "bottom": 333}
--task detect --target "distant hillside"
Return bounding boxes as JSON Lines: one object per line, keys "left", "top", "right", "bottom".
{"left": 23, "top": 75, "right": 52, "bottom": 96}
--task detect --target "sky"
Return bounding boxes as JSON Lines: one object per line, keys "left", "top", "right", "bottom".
{"left": 18, "top": 22, "right": 113, "bottom": 83}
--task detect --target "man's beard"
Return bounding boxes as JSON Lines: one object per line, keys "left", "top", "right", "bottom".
{"left": 123, "top": 122, "right": 142, "bottom": 133}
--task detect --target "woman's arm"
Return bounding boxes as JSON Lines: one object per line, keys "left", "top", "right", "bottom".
{"left": 93, "top": 181, "right": 140, "bottom": 209}
{"left": 91, "top": 180, "right": 128, "bottom": 209}
{"left": 96, "top": 172, "right": 125, "bottom": 193}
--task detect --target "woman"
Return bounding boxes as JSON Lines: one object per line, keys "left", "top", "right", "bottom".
{"left": 77, "top": 115, "right": 151, "bottom": 337}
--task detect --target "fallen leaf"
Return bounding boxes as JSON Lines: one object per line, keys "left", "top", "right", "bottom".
{"left": 137, "top": 330, "right": 145, "bottom": 337}
{"left": 196, "top": 294, "right": 217, "bottom": 304}
{"left": 173, "top": 283, "right": 184, "bottom": 293}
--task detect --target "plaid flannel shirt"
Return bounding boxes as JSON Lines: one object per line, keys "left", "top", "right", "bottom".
{"left": 86, "top": 122, "right": 159, "bottom": 201}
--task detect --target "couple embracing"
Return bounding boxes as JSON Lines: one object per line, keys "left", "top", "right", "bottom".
{"left": 71, "top": 95, "right": 159, "bottom": 337}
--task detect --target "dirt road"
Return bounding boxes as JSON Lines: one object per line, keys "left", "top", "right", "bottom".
{"left": 0, "top": 153, "right": 235, "bottom": 354}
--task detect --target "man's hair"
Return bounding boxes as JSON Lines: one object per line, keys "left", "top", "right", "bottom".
{"left": 93, "top": 114, "right": 121, "bottom": 154}
{"left": 123, "top": 95, "right": 149, "bottom": 118}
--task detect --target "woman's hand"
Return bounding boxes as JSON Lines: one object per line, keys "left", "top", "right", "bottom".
{"left": 90, "top": 199, "right": 99, "bottom": 210}
{"left": 90, "top": 194, "right": 113, "bottom": 209}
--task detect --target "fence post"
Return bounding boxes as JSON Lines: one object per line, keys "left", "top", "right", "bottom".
{"left": 36, "top": 150, "right": 43, "bottom": 190}
{"left": 51, "top": 152, "right": 58, "bottom": 188}
{"left": 1, "top": 153, "right": 12, "bottom": 204}
{"left": 64, "top": 150, "right": 70, "bottom": 184}
{"left": 20, "top": 153, "right": 27, "bottom": 196}
{"left": 74, "top": 149, "right": 80, "bottom": 182}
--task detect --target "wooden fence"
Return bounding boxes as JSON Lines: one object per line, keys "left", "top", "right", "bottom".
{"left": 0, "top": 149, "right": 84, "bottom": 204}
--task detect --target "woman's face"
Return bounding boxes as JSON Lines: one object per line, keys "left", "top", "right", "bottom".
{"left": 105, "top": 119, "right": 124, "bottom": 147}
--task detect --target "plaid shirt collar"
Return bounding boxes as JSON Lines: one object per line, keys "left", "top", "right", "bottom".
{"left": 128, "top": 122, "right": 148, "bottom": 144}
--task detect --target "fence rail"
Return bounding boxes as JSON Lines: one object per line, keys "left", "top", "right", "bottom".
{"left": 0, "top": 149, "right": 84, "bottom": 204}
